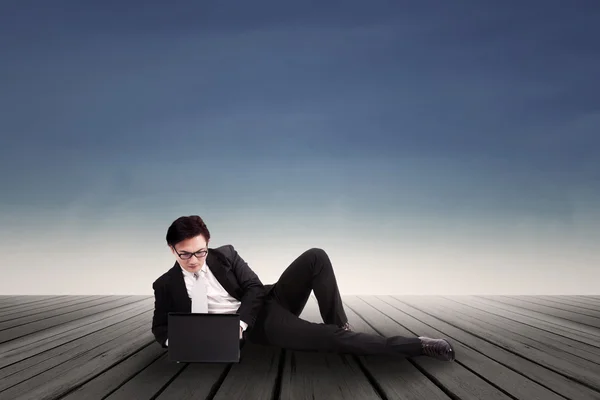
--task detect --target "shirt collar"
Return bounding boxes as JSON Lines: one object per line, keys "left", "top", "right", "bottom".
{"left": 180, "top": 261, "right": 208, "bottom": 277}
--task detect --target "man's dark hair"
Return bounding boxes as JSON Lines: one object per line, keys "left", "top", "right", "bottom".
{"left": 166, "top": 215, "right": 211, "bottom": 248}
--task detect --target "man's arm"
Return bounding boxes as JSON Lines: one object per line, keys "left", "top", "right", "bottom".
{"left": 221, "top": 245, "right": 266, "bottom": 331}
{"left": 151, "top": 280, "right": 169, "bottom": 348}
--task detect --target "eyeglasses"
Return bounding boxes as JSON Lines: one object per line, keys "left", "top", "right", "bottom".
{"left": 173, "top": 247, "right": 208, "bottom": 260}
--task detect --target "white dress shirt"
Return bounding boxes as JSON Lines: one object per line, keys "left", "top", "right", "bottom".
{"left": 165, "top": 261, "right": 248, "bottom": 346}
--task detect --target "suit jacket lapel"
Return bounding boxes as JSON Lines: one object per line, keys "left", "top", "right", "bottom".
{"left": 206, "top": 249, "right": 241, "bottom": 300}
{"left": 169, "top": 263, "right": 191, "bottom": 311}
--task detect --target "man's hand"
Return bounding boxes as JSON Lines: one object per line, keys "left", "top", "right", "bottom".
{"left": 239, "top": 326, "right": 243, "bottom": 339}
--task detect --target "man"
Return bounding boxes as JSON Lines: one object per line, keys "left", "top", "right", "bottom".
{"left": 151, "top": 215, "right": 455, "bottom": 361}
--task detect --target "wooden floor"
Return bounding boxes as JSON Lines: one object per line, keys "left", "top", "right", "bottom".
{"left": 0, "top": 295, "right": 599, "bottom": 400}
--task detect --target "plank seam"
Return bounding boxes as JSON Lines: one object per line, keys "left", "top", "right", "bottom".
{"left": 0, "top": 305, "right": 151, "bottom": 371}
{"left": 0, "top": 317, "right": 153, "bottom": 394}
{"left": 203, "top": 363, "right": 234, "bottom": 400}
{"left": 387, "top": 296, "right": 600, "bottom": 398}
{"left": 344, "top": 300, "right": 448, "bottom": 398}
{"left": 52, "top": 341, "right": 160, "bottom": 400}
{"left": 148, "top": 360, "right": 192, "bottom": 400}
{"left": 502, "top": 296, "right": 600, "bottom": 319}
{"left": 441, "top": 296, "right": 600, "bottom": 350}
{"left": 472, "top": 296, "right": 600, "bottom": 338}
{"left": 270, "top": 348, "right": 286, "bottom": 400}
{"left": 474, "top": 296, "right": 600, "bottom": 331}
{"left": 0, "top": 297, "right": 149, "bottom": 345}
{"left": 0, "top": 296, "right": 119, "bottom": 331}
{"left": 351, "top": 355, "right": 388, "bottom": 400}
{"left": 433, "top": 299, "right": 600, "bottom": 366}
{"left": 405, "top": 358, "right": 469, "bottom": 400}
{"left": 0, "top": 296, "right": 106, "bottom": 323}
{"left": 530, "top": 296, "right": 600, "bottom": 312}
{"left": 0, "top": 296, "right": 71, "bottom": 312}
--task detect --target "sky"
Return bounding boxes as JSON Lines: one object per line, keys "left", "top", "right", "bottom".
{"left": 1, "top": 1, "right": 599, "bottom": 295}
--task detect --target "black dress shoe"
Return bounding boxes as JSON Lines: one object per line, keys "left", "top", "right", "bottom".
{"left": 418, "top": 337, "right": 455, "bottom": 361}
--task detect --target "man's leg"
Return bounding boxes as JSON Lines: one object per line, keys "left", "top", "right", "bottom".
{"left": 270, "top": 248, "right": 348, "bottom": 327}
{"left": 248, "top": 247, "right": 456, "bottom": 361}
{"left": 248, "top": 297, "right": 424, "bottom": 357}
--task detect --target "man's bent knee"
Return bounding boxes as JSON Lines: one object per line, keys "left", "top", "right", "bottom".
{"left": 305, "top": 247, "right": 328, "bottom": 260}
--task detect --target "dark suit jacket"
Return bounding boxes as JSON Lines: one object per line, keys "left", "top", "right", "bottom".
{"left": 151, "top": 244, "right": 270, "bottom": 348}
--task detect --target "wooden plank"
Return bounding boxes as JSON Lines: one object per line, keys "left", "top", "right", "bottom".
{"left": 477, "top": 295, "right": 600, "bottom": 329}
{"left": 210, "top": 342, "right": 281, "bottom": 400}
{"left": 470, "top": 296, "right": 600, "bottom": 339}
{"left": 0, "top": 320, "right": 154, "bottom": 400}
{"left": 532, "top": 295, "right": 600, "bottom": 311}
{"left": 0, "top": 295, "right": 84, "bottom": 311}
{"left": 568, "top": 296, "right": 600, "bottom": 307}
{"left": 329, "top": 296, "right": 452, "bottom": 400}
{"left": 106, "top": 330, "right": 281, "bottom": 399}
{"left": 397, "top": 296, "right": 600, "bottom": 389}
{"left": 281, "top": 350, "right": 379, "bottom": 400}
{"left": 573, "top": 296, "right": 600, "bottom": 303}
{"left": 0, "top": 296, "right": 74, "bottom": 318}
{"left": 2, "top": 293, "right": 598, "bottom": 400}
{"left": 154, "top": 359, "right": 230, "bottom": 400}
{"left": 0, "top": 296, "right": 100, "bottom": 321}
{"left": 340, "top": 301, "right": 452, "bottom": 400}
{"left": 0, "top": 297, "right": 152, "bottom": 357}
{"left": 345, "top": 296, "right": 518, "bottom": 400}
{"left": 156, "top": 343, "right": 280, "bottom": 400}
{"left": 440, "top": 295, "right": 600, "bottom": 349}
{"left": 0, "top": 310, "right": 152, "bottom": 388}
{"left": 434, "top": 296, "right": 600, "bottom": 363}
{"left": 73, "top": 306, "right": 277, "bottom": 399}
{"left": 385, "top": 295, "right": 600, "bottom": 400}
{"left": 580, "top": 295, "right": 600, "bottom": 301}
{"left": 0, "top": 296, "right": 59, "bottom": 310}
{"left": 564, "top": 295, "right": 600, "bottom": 310}
{"left": 278, "top": 297, "right": 382, "bottom": 400}
{"left": 0, "top": 295, "right": 146, "bottom": 344}
{"left": 0, "top": 299, "right": 152, "bottom": 368}
{"left": 60, "top": 342, "right": 166, "bottom": 400}
{"left": 503, "top": 295, "right": 600, "bottom": 319}
{"left": 0, "top": 295, "right": 121, "bottom": 330}
{"left": 102, "top": 352, "right": 187, "bottom": 400}
{"left": 159, "top": 326, "right": 280, "bottom": 399}
{"left": 0, "top": 295, "right": 42, "bottom": 302}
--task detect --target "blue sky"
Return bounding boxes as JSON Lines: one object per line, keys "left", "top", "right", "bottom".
{"left": 1, "top": 1, "right": 599, "bottom": 295}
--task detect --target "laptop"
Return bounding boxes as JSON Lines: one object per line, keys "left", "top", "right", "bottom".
{"left": 167, "top": 312, "right": 241, "bottom": 363}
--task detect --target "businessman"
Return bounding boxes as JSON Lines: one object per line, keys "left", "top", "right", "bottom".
{"left": 151, "top": 215, "right": 455, "bottom": 361}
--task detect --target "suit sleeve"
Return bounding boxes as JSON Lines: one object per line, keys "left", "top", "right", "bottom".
{"left": 151, "top": 280, "right": 169, "bottom": 348}
{"left": 225, "top": 245, "right": 266, "bottom": 331}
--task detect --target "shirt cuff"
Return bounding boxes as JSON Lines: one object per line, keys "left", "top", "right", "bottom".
{"left": 165, "top": 338, "right": 168, "bottom": 346}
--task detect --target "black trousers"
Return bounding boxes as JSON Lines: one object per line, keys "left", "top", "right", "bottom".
{"left": 246, "top": 248, "right": 423, "bottom": 357}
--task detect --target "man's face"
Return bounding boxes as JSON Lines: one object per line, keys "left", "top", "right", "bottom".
{"left": 170, "top": 234, "right": 209, "bottom": 273}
